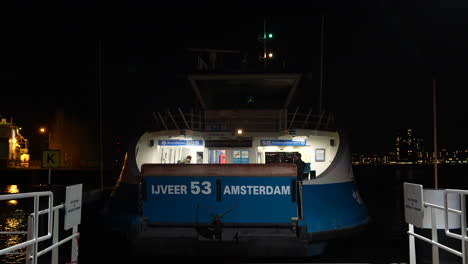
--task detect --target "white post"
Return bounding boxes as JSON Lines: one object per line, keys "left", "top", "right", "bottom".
{"left": 25, "top": 215, "right": 34, "bottom": 264}
{"left": 52, "top": 208, "right": 59, "bottom": 264}
{"left": 33, "top": 196, "right": 39, "bottom": 264}
{"left": 409, "top": 224, "right": 416, "bottom": 264}
{"left": 71, "top": 226, "right": 79, "bottom": 263}
{"left": 461, "top": 195, "right": 466, "bottom": 264}
{"left": 431, "top": 206, "right": 440, "bottom": 264}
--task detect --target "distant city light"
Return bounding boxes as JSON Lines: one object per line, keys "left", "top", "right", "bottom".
{"left": 352, "top": 128, "right": 468, "bottom": 165}
{"left": 268, "top": 53, "right": 273, "bottom": 58}
{"left": 5, "top": 184, "right": 19, "bottom": 205}
{"left": 237, "top": 129, "right": 243, "bottom": 135}
{"left": 39, "top": 127, "right": 46, "bottom": 133}
{"left": 6, "top": 185, "right": 19, "bottom": 194}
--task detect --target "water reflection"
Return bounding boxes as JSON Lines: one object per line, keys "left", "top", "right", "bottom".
{"left": 7, "top": 200, "right": 18, "bottom": 206}
{"left": 0, "top": 185, "right": 27, "bottom": 264}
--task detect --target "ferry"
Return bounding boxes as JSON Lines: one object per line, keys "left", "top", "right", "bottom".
{"left": 109, "top": 44, "right": 370, "bottom": 257}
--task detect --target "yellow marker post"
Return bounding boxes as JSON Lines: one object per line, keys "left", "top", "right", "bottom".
{"left": 42, "top": 150, "right": 60, "bottom": 185}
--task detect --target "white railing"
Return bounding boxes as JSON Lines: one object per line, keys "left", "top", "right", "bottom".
{"left": 0, "top": 191, "right": 80, "bottom": 264}
{"left": 153, "top": 107, "right": 336, "bottom": 132}
{"left": 407, "top": 188, "right": 467, "bottom": 264}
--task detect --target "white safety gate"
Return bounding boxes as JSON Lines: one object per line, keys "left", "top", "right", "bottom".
{"left": 404, "top": 182, "right": 468, "bottom": 264}
{"left": 0, "top": 184, "right": 82, "bottom": 264}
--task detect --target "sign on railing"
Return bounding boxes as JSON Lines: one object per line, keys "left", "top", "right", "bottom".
{"left": 403, "top": 182, "right": 424, "bottom": 228}
{"left": 65, "top": 184, "right": 83, "bottom": 230}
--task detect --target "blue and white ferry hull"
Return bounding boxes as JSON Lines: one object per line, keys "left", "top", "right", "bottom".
{"left": 108, "top": 128, "right": 369, "bottom": 257}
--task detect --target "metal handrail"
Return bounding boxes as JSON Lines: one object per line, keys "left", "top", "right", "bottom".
{"left": 153, "top": 107, "right": 336, "bottom": 132}
{"left": 0, "top": 192, "right": 53, "bottom": 257}
{"left": 0, "top": 190, "right": 81, "bottom": 264}
{"left": 445, "top": 189, "right": 468, "bottom": 243}
{"left": 407, "top": 187, "right": 468, "bottom": 264}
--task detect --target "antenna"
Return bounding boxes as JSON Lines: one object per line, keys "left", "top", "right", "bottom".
{"left": 432, "top": 74, "right": 438, "bottom": 189}
{"left": 319, "top": 15, "right": 326, "bottom": 114}
{"left": 263, "top": 17, "right": 267, "bottom": 71}
{"left": 99, "top": 40, "right": 103, "bottom": 191}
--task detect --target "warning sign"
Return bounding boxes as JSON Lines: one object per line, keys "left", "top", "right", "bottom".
{"left": 42, "top": 150, "right": 60, "bottom": 168}
{"left": 65, "top": 184, "right": 82, "bottom": 230}
{"left": 403, "top": 182, "right": 424, "bottom": 228}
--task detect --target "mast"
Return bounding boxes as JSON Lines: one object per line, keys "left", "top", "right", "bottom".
{"left": 432, "top": 75, "right": 438, "bottom": 189}
{"left": 99, "top": 40, "right": 104, "bottom": 191}
{"left": 319, "top": 15, "right": 325, "bottom": 114}
{"left": 263, "top": 17, "right": 267, "bottom": 71}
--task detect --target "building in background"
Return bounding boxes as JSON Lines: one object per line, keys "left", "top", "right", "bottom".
{"left": 0, "top": 116, "right": 29, "bottom": 168}
{"left": 395, "top": 128, "right": 425, "bottom": 164}
{"left": 49, "top": 110, "right": 100, "bottom": 169}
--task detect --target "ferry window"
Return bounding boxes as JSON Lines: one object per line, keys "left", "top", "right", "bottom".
{"left": 265, "top": 152, "right": 297, "bottom": 163}
{"left": 233, "top": 150, "right": 249, "bottom": 164}
{"left": 196, "top": 152, "right": 203, "bottom": 163}
{"left": 209, "top": 150, "right": 226, "bottom": 164}
{"left": 315, "top": 148, "right": 325, "bottom": 162}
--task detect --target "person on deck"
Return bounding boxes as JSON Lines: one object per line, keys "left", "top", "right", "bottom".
{"left": 293, "top": 153, "right": 306, "bottom": 180}
{"left": 178, "top": 155, "right": 192, "bottom": 164}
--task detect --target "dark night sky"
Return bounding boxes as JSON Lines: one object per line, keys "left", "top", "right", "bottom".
{"left": 3, "top": 1, "right": 468, "bottom": 155}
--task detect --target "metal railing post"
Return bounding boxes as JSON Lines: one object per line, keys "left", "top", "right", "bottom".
{"left": 431, "top": 206, "right": 440, "bottom": 264}
{"left": 52, "top": 208, "right": 59, "bottom": 264}
{"left": 409, "top": 224, "right": 416, "bottom": 264}
{"left": 461, "top": 193, "right": 466, "bottom": 264}
{"left": 71, "top": 226, "right": 79, "bottom": 263}
{"left": 26, "top": 214, "right": 34, "bottom": 264}
{"left": 33, "top": 195, "right": 39, "bottom": 264}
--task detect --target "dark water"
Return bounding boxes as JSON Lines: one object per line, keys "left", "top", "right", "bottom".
{"left": 2, "top": 165, "right": 468, "bottom": 263}
{"left": 0, "top": 189, "right": 29, "bottom": 264}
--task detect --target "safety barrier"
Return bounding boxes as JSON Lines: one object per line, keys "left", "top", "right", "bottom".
{"left": 0, "top": 190, "right": 80, "bottom": 264}
{"left": 404, "top": 182, "right": 467, "bottom": 264}
{"left": 153, "top": 107, "right": 336, "bottom": 132}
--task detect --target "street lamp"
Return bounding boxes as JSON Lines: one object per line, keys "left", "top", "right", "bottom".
{"left": 39, "top": 126, "right": 53, "bottom": 184}
{"left": 39, "top": 126, "right": 50, "bottom": 150}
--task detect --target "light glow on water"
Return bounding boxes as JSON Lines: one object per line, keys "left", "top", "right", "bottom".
{"left": 1, "top": 185, "right": 27, "bottom": 263}
{"left": 6, "top": 200, "right": 17, "bottom": 206}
